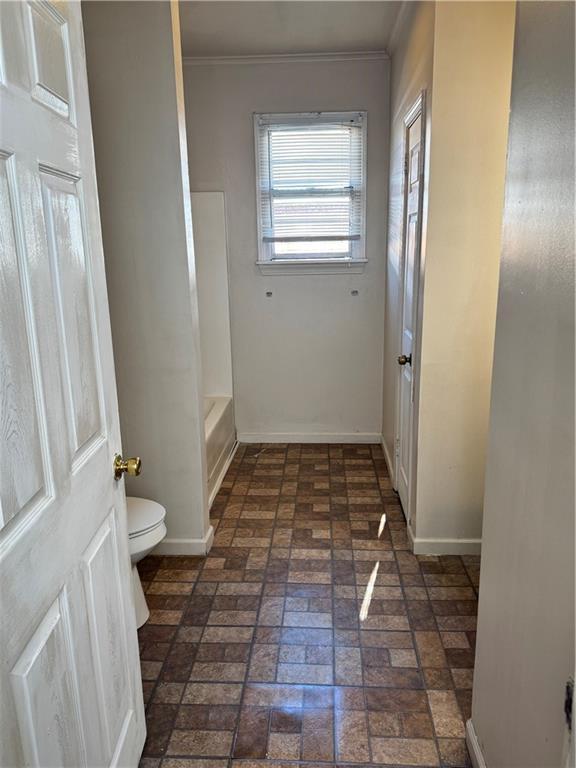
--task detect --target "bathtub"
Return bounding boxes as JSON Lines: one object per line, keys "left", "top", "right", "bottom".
{"left": 204, "top": 396, "right": 236, "bottom": 506}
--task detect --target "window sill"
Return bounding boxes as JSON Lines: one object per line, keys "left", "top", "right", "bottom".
{"left": 256, "top": 258, "right": 368, "bottom": 275}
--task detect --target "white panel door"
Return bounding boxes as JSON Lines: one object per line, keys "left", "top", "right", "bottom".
{"left": 396, "top": 100, "right": 424, "bottom": 521}
{"left": 0, "top": 2, "right": 145, "bottom": 766}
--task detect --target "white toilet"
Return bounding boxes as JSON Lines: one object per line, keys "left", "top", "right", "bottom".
{"left": 126, "top": 497, "right": 167, "bottom": 628}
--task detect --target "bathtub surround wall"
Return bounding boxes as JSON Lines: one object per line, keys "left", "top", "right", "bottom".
{"left": 191, "top": 192, "right": 237, "bottom": 503}
{"left": 204, "top": 397, "right": 236, "bottom": 506}
{"left": 83, "top": 1, "right": 212, "bottom": 554}
{"left": 191, "top": 192, "right": 234, "bottom": 398}
{"left": 184, "top": 54, "right": 389, "bottom": 442}
{"left": 383, "top": 2, "right": 515, "bottom": 554}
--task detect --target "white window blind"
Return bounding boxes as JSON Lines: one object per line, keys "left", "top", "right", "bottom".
{"left": 255, "top": 112, "right": 367, "bottom": 264}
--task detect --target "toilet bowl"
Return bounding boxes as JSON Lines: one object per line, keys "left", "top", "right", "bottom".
{"left": 127, "top": 497, "right": 167, "bottom": 628}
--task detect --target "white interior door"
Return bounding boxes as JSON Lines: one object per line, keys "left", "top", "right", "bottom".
{"left": 0, "top": 2, "right": 145, "bottom": 766}
{"left": 396, "top": 98, "right": 425, "bottom": 521}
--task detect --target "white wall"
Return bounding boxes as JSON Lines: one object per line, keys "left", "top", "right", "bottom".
{"left": 184, "top": 56, "right": 389, "bottom": 441}
{"left": 469, "top": 3, "right": 575, "bottom": 766}
{"left": 191, "top": 192, "right": 233, "bottom": 398}
{"left": 83, "top": 1, "right": 211, "bottom": 553}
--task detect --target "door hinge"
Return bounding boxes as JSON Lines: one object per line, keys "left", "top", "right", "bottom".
{"left": 395, "top": 437, "right": 400, "bottom": 458}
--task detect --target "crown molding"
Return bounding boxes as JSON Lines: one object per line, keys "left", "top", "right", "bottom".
{"left": 183, "top": 50, "right": 389, "bottom": 66}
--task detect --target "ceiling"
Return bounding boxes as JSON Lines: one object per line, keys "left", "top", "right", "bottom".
{"left": 178, "top": 2, "right": 403, "bottom": 58}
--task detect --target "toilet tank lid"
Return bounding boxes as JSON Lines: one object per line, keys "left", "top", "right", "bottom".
{"left": 126, "top": 496, "right": 166, "bottom": 537}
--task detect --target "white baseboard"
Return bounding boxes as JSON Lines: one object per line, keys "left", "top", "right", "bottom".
{"left": 380, "top": 435, "right": 397, "bottom": 488}
{"left": 153, "top": 525, "right": 214, "bottom": 556}
{"left": 466, "top": 720, "right": 487, "bottom": 768}
{"left": 237, "top": 432, "right": 381, "bottom": 444}
{"left": 410, "top": 533, "right": 482, "bottom": 555}
{"left": 208, "top": 440, "right": 238, "bottom": 509}
{"left": 384, "top": 436, "right": 481, "bottom": 556}
{"left": 402, "top": 490, "right": 482, "bottom": 556}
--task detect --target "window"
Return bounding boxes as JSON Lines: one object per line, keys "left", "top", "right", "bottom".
{"left": 254, "top": 111, "right": 367, "bottom": 271}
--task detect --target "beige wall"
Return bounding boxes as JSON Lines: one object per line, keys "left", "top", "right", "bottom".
{"left": 184, "top": 57, "right": 389, "bottom": 441}
{"left": 415, "top": 1, "right": 516, "bottom": 548}
{"left": 469, "top": 3, "right": 575, "bottom": 765}
{"left": 83, "top": 2, "right": 211, "bottom": 552}
{"left": 382, "top": 0, "right": 435, "bottom": 504}
{"left": 383, "top": 1, "right": 515, "bottom": 552}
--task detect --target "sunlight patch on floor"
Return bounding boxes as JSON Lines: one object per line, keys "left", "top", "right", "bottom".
{"left": 359, "top": 560, "right": 379, "bottom": 621}
{"left": 377, "top": 512, "right": 387, "bottom": 538}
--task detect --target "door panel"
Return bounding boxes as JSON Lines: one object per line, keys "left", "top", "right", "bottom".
{"left": 396, "top": 107, "right": 424, "bottom": 521}
{"left": 41, "top": 169, "right": 104, "bottom": 462}
{"left": 0, "top": 2, "right": 145, "bottom": 766}
{"left": 28, "top": 0, "right": 73, "bottom": 118}
{"left": 398, "top": 368, "right": 411, "bottom": 494}
{"left": 10, "top": 592, "right": 86, "bottom": 768}
{"left": 0, "top": 153, "right": 49, "bottom": 526}
{"left": 81, "top": 512, "right": 133, "bottom": 759}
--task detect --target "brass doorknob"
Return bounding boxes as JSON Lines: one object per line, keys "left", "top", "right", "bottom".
{"left": 397, "top": 354, "right": 412, "bottom": 366}
{"left": 114, "top": 454, "right": 142, "bottom": 480}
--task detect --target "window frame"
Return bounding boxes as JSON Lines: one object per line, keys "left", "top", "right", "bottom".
{"left": 254, "top": 110, "right": 368, "bottom": 274}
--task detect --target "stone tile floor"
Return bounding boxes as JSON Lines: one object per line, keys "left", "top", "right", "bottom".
{"left": 137, "top": 443, "right": 479, "bottom": 768}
